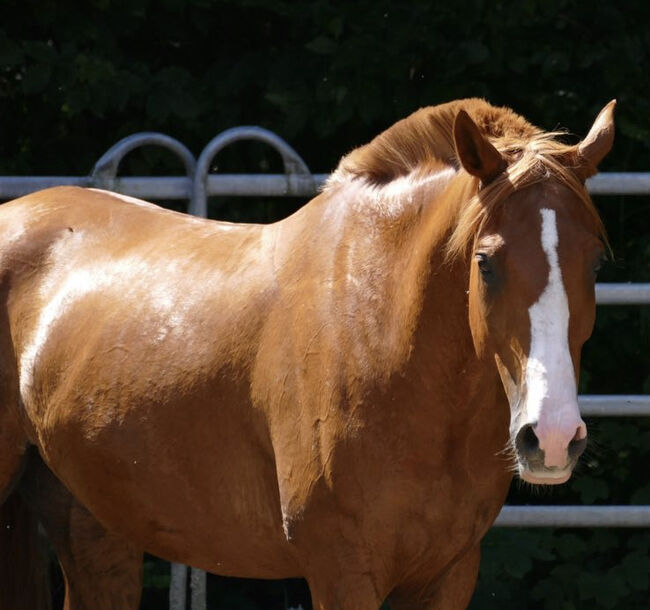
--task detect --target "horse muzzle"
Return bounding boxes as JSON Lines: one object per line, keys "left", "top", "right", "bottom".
{"left": 513, "top": 420, "right": 588, "bottom": 485}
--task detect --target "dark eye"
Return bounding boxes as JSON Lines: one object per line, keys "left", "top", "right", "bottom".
{"left": 593, "top": 253, "right": 608, "bottom": 277}
{"left": 475, "top": 252, "right": 499, "bottom": 289}
{"left": 475, "top": 252, "right": 493, "bottom": 276}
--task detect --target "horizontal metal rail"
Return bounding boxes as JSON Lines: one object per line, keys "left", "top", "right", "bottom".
{"left": 0, "top": 174, "right": 330, "bottom": 200}
{"left": 578, "top": 394, "right": 650, "bottom": 416}
{"left": 587, "top": 172, "right": 650, "bottom": 195}
{"left": 0, "top": 176, "right": 93, "bottom": 197}
{"left": 596, "top": 283, "right": 650, "bottom": 305}
{"left": 495, "top": 505, "right": 650, "bottom": 527}
{"left": 596, "top": 284, "right": 650, "bottom": 305}
{"left": 3, "top": 171, "right": 650, "bottom": 200}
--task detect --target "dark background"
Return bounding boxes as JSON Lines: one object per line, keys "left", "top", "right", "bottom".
{"left": 1, "top": 1, "right": 648, "bottom": 608}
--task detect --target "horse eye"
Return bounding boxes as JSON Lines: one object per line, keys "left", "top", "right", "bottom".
{"left": 475, "top": 253, "right": 493, "bottom": 276}
{"left": 593, "top": 254, "right": 607, "bottom": 276}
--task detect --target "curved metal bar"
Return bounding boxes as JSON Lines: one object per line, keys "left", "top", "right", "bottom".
{"left": 91, "top": 133, "right": 196, "bottom": 195}
{"left": 190, "top": 126, "right": 315, "bottom": 217}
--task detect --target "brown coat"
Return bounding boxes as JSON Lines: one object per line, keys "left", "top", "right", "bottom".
{"left": 0, "top": 98, "right": 614, "bottom": 609}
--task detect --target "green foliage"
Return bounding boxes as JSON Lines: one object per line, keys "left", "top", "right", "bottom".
{"left": 143, "top": 557, "right": 171, "bottom": 589}
{"left": 1, "top": 1, "right": 648, "bottom": 609}
{"left": 3, "top": 0, "right": 650, "bottom": 176}
{"left": 474, "top": 529, "right": 650, "bottom": 610}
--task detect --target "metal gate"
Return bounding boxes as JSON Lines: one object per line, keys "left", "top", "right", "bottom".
{"left": 2, "top": 128, "right": 648, "bottom": 610}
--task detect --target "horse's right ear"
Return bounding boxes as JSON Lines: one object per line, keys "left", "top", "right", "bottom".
{"left": 453, "top": 109, "right": 506, "bottom": 185}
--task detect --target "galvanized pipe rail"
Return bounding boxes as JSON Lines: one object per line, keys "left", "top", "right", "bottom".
{"left": 495, "top": 506, "right": 650, "bottom": 527}
{"left": 5, "top": 171, "right": 650, "bottom": 199}
{"left": 1, "top": 129, "right": 648, "bottom": 610}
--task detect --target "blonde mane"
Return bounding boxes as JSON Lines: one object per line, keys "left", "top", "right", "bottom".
{"left": 326, "top": 98, "right": 606, "bottom": 258}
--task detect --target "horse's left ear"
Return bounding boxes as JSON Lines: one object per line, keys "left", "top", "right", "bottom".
{"left": 574, "top": 100, "right": 616, "bottom": 180}
{"left": 454, "top": 109, "right": 507, "bottom": 185}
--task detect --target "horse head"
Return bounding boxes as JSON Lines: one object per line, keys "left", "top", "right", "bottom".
{"left": 453, "top": 101, "right": 615, "bottom": 484}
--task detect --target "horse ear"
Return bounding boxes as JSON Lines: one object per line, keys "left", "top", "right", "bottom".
{"left": 453, "top": 109, "right": 506, "bottom": 185}
{"left": 574, "top": 100, "right": 616, "bottom": 179}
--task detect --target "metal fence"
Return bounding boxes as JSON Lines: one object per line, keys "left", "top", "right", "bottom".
{"left": 1, "top": 128, "right": 649, "bottom": 610}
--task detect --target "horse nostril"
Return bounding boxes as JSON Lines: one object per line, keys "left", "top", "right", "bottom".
{"left": 568, "top": 432, "right": 588, "bottom": 460}
{"left": 515, "top": 424, "right": 539, "bottom": 459}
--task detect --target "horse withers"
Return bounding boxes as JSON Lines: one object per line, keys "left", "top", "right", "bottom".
{"left": 0, "top": 98, "right": 614, "bottom": 609}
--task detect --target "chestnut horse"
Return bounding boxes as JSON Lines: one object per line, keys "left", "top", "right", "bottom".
{"left": 0, "top": 99, "right": 614, "bottom": 609}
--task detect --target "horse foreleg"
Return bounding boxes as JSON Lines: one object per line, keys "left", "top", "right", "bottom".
{"left": 0, "top": 404, "right": 27, "bottom": 503}
{"left": 388, "top": 546, "right": 481, "bottom": 610}
{"left": 0, "top": 409, "right": 48, "bottom": 610}
{"left": 307, "top": 573, "right": 384, "bottom": 610}
{"left": 56, "top": 502, "right": 143, "bottom": 610}
{"left": 304, "top": 545, "right": 389, "bottom": 610}
{"left": 19, "top": 452, "right": 143, "bottom": 610}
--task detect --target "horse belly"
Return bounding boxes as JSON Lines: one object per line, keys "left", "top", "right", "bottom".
{"left": 39, "top": 391, "right": 297, "bottom": 578}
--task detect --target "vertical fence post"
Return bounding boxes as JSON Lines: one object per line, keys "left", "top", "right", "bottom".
{"left": 169, "top": 563, "right": 188, "bottom": 610}
{"left": 190, "top": 568, "right": 207, "bottom": 610}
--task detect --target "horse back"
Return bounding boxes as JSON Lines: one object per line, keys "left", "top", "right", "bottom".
{"left": 0, "top": 187, "right": 275, "bottom": 412}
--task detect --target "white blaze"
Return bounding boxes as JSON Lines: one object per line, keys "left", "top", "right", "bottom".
{"left": 523, "top": 208, "right": 584, "bottom": 468}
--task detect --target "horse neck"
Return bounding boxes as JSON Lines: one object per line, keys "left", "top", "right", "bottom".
{"left": 380, "top": 169, "right": 499, "bottom": 403}
{"left": 286, "top": 169, "right": 498, "bottom": 405}
{"left": 316, "top": 167, "right": 507, "bottom": 453}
